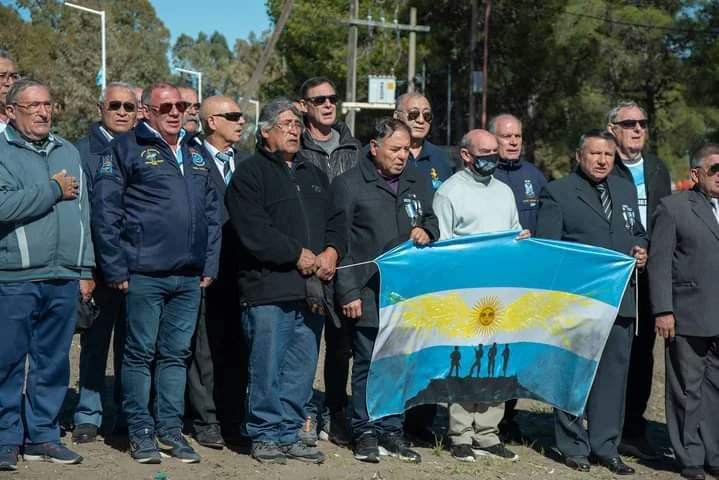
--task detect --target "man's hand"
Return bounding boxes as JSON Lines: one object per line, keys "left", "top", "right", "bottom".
{"left": 342, "top": 299, "right": 362, "bottom": 319}
{"left": 52, "top": 169, "right": 79, "bottom": 200}
{"left": 315, "top": 247, "right": 339, "bottom": 281}
{"left": 409, "top": 227, "right": 431, "bottom": 246}
{"left": 200, "top": 276, "right": 214, "bottom": 288}
{"left": 631, "top": 246, "right": 648, "bottom": 270}
{"left": 79, "top": 279, "right": 95, "bottom": 303}
{"left": 515, "top": 229, "right": 531, "bottom": 240}
{"left": 655, "top": 313, "right": 676, "bottom": 340}
{"left": 109, "top": 280, "right": 129, "bottom": 293}
{"left": 296, "top": 248, "right": 318, "bottom": 276}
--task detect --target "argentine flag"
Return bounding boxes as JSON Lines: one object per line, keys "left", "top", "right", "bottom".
{"left": 366, "top": 231, "right": 635, "bottom": 419}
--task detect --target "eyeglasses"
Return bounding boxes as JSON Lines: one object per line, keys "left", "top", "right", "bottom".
{"left": 106, "top": 101, "right": 136, "bottom": 112}
{"left": 212, "top": 111, "right": 244, "bottom": 122}
{"left": 12, "top": 101, "right": 53, "bottom": 113}
{"left": 698, "top": 163, "right": 719, "bottom": 177}
{"left": 274, "top": 120, "right": 303, "bottom": 132}
{"left": 0, "top": 71, "right": 19, "bottom": 82}
{"left": 305, "top": 95, "right": 338, "bottom": 106}
{"left": 613, "top": 119, "right": 648, "bottom": 130}
{"left": 146, "top": 102, "right": 189, "bottom": 114}
{"left": 401, "top": 109, "right": 433, "bottom": 122}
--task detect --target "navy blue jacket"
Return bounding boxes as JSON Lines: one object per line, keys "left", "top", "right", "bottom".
{"left": 493, "top": 158, "right": 547, "bottom": 234}
{"left": 75, "top": 122, "right": 111, "bottom": 193}
{"left": 91, "top": 121, "right": 221, "bottom": 283}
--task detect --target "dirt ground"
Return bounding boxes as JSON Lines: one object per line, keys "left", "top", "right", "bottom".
{"left": 8, "top": 335, "right": 679, "bottom": 480}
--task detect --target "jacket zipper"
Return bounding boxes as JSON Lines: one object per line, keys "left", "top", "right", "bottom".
{"left": 289, "top": 163, "right": 311, "bottom": 246}
{"left": 161, "top": 141, "right": 194, "bottom": 266}
{"left": 76, "top": 162, "right": 85, "bottom": 267}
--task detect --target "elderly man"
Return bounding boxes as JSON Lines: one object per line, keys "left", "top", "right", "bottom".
{"left": 394, "top": 92, "right": 452, "bottom": 191}
{"left": 487, "top": 113, "right": 547, "bottom": 441}
{"left": 333, "top": 118, "right": 438, "bottom": 464}
{"left": 298, "top": 76, "right": 362, "bottom": 446}
{"left": 648, "top": 144, "right": 719, "bottom": 480}
{"left": 72, "top": 82, "right": 137, "bottom": 444}
{"left": 92, "top": 82, "right": 221, "bottom": 464}
{"left": 225, "top": 98, "right": 344, "bottom": 465}
{"left": 606, "top": 100, "right": 672, "bottom": 459}
{"left": 178, "top": 86, "right": 201, "bottom": 135}
{"left": 433, "top": 129, "right": 528, "bottom": 463}
{"left": 185, "top": 96, "right": 247, "bottom": 449}
{"left": 536, "top": 130, "right": 648, "bottom": 475}
{"left": 0, "top": 79, "right": 94, "bottom": 470}
{"left": 0, "top": 50, "right": 19, "bottom": 133}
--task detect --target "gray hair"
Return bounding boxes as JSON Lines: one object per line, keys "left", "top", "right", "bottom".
{"left": 258, "top": 98, "right": 301, "bottom": 132}
{"left": 395, "top": 91, "right": 428, "bottom": 112}
{"left": 371, "top": 117, "right": 410, "bottom": 146}
{"left": 98, "top": 81, "right": 135, "bottom": 105}
{"left": 459, "top": 132, "right": 473, "bottom": 151}
{"left": 606, "top": 100, "right": 647, "bottom": 124}
{"left": 577, "top": 129, "right": 616, "bottom": 152}
{"left": 487, "top": 113, "right": 522, "bottom": 134}
{"left": 6, "top": 79, "right": 47, "bottom": 106}
{"left": 691, "top": 143, "right": 719, "bottom": 169}
{"left": 141, "top": 82, "right": 177, "bottom": 108}
{"left": 0, "top": 49, "right": 14, "bottom": 62}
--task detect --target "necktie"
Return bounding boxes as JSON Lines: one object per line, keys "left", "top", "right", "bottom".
{"left": 216, "top": 150, "right": 234, "bottom": 185}
{"left": 712, "top": 198, "right": 719, "bottom": 224}
{"left": 596, "top": 182, "right": 612, "bottom": 221}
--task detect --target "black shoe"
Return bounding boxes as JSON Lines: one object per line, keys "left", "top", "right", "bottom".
{"left": 324, "top": 409, "right": 351, "bottom": 446}
{"left": 473, "top": 443, "right": 519, "bottom": 461}
{"left": 72, "top": 423, "right": 98, "bottom": 444}
{"left": 564, "top": 455, "right": 591, "bottom": 472}
{"left": 681, "top": 467, "right": 706, "bottom": 480}
{"left": 451, "top": 444, "right": 476, "bottom": 462}
{"left": 353, "top": 431, "right": 380, "bottom": 463}
{"left": 705, "top": 465, "right": 719, "bottom": 478}
{"left": 618, "top": 435, "right": 660, "bottom": 460}
{"left": 499, "top": 419, "right": 524, "bottom": 445}
{"left": 596, "top": 456, "right": 635, "bottom": 475}
{"left": 193, "top": 424, "right": 225, "bottom": 449}
{"left": 378, "top": 432, "right": 421, "bottom": 463}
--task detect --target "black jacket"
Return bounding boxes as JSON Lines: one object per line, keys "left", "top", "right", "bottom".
{"left": 536, "top": 171, "right": 648, "bottom": 318}
{"left": 332, "top": 154, "right": 440, "bottom": 328}
{"left": 611, "top": 152, "right": 672, "bottom": 236}
{"left": 225, "top": 146, "right": 345, "bottom": 306}
{"left": 300, "top": 121, "right": 362, "bottom": 182}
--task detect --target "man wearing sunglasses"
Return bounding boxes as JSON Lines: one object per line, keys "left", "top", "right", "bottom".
{"left": 0, "top": 50, "right": 19, "bottom": 134}
{"left": 607, "top": 101, "right": 671, "bottom": 461}
{"left": 178, "top": 86, "right": 201, "bottom": 135}
{"left": 72, "top": 82, "right": 137, "bottom": 445}
{"left": 92, "top": 82, "right": 221, "bottom": 465}
{"left": 649, "top": 144, "right": 719, "bottom": 480}
{"left": 298, "top": 76, "right": 362, "bottom": 447}
{"left": 184, "top": 96, "right": 247, "bottom": 449}
{"left": 394, "top": 92, "right": 452, "bottom": 192}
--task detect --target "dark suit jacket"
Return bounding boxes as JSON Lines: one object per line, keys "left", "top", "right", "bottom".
{"left": 332, "top": 154, "right": 440, "bottom": 328}
{"left": 536, "top": 171, "right": 648, "bottom": 318}
{"left": 612, "top": 152, "right": 672, "bottom": 236}
{"left": 648, "top": 189, "right": 719, "bottom": 336}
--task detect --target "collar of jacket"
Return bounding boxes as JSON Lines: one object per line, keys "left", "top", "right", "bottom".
{"left": 88, "top": 122, "right": 112, "bottom": 154}
{"left": 134, "top": 120, "right": 188, "bottom": 146}
{"left": 300, "top": 120, "right": 358, "bottom": 151}
{"left": 360, "top": 150, "right": 419, "bottom": 185}
{"left": 497, "top": 157, "right": 522, "bottom": 171}
{"left": 4, "top": 123, "right": 62, "bottom": 155}
{"left": 255, "top": 143, "right": 306, "bottom": 168}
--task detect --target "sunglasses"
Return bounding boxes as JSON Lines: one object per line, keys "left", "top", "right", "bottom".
{"left": 613, "top": 119, "right": 648, "bottom": 130}
{"left": 212, "top": 111, "right": 244, "bottom": 122}
{"left": 402, "top": 109, "right": 433, "bottom": 122}
{"left": 306, "top": 95, "right": 338, "bottom": 106}
{"left": 106, "top": 101, "right": 136, "bottom": 112}
{"left": 700, "top": 164, "right": 719, "bottom": 177}
{"left": 146, "top": 102, "right": 189, "bottom": 114}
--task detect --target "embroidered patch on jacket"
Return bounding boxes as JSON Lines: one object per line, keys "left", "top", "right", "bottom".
{"left": 141, "top": 148, "right": 163, "bottom": 166}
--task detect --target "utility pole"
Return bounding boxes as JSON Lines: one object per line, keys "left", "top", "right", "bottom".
{"left": 469, "top": 0, "right": 478, "bottom": 130}
{"left": 345, "top": 0, "right": 359, "bottom": 133}
{"left": 481, "top": 0, "right": 492, "bottom": 128}
{"left": 344, "top": 7, "right": 429, "bottom": 133}
{"left": 240, "top": 0, "right": 294, "bottom": 114}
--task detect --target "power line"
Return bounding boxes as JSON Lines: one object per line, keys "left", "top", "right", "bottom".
{"left": 559, "top": 8, "right": 719, "bottom": 36}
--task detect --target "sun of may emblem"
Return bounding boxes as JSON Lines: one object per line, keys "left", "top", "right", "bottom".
{"left": 472, "top": 296, "right": 504, "bottom": 336}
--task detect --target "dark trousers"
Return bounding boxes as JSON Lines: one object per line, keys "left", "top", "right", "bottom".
{"left": 187, "top": 282, "right": 247, "bottom": 431}
{"left": 322, "top": 319, "right": 352, "bottom": 415}
{"left": 74, "top": 282, "right": 126, "bottom": 428}
{"left": 0, "top": 280, "right": 78, "bottom": 445}
{"left": 349, "top": 324, "right": 403, "bottom": 439}
{"left": 555, "top": 316, "right": 633, "bottom": 459}
{"left": 623, "top": 279, "right": 655, "bottom": 438}
{"left": 666, "top": 334, "right": 719, "bottom": 469}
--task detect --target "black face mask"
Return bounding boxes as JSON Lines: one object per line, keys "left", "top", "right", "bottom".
{"left": 472, "top": 153, "right": 499, "bottom": 177}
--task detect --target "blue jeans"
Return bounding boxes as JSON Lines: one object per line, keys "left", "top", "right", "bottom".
{"left": 242, "top": 301, "right": 324, "bottom": 444}
{"left": 121, "top": 274, "right": 200, "bottom": 437}
{"left": 0, "top": 280, "right": 78, "bottom": 445}
{"left": 74, "top": 282, "right": 126, "bottom": 428}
